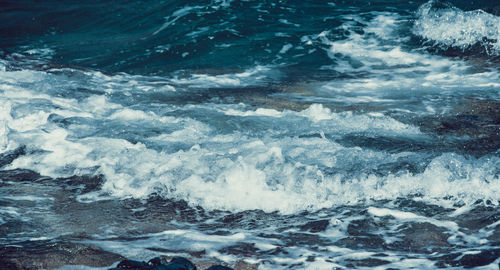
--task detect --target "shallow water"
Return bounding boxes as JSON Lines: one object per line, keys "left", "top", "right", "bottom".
{"left": 0, "top": 0, "right": 499, "bottom": 269}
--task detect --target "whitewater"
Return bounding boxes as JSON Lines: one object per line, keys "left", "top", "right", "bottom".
{"left": 0, "top": 0, "right": 499, "bottom": 269}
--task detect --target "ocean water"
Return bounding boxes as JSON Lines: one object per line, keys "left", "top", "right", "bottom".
{"left": 0, "top": 0, "right": 499, "bottom": 269}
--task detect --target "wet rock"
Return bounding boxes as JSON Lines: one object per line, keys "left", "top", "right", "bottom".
{"left": 454, "top": 205, "right": 500, "bottom": 231}
{"left": 394, "top": 222, "right": 451, "bottom": 253}
{"left": 0, "top": 168, "right": 44, "bottom": 183}
{"left": 115, "top": 259, "right": 150, "bottom": 269}
{"left": 336, "top": 236, "right": 386, "bottom": 250}
{"left": 206, "top": 266, "right": 233, "bottom": 270}
{"left": 232, "top": 261, "right": 258, "bottom": 270}
{"left": 344, "top": 258, "right": 391, "bottom": 267}
{"left": 346, "top": 218, "right": 384, "bottom": 237}
{"left": 434, "top": 248, "right": 500, "bottom": 268}
{"left": 283, "top": 232, "right": 331, "bottom": 247}
{"left": 299, "top": 219, "right": 330, "bottom": 233}
{"left": 219, "top": 243, "right": 259, "bottom": 257}
{"left": 148, "top": 257, "right": 169, "bottom": 266}
{"left": 111, "top": 256, "right": 234, "bottom": 270}
{"left": 0, "top": 241, "right": 125, "bottom": 270}
{"left": 164, "top": 257, "right": 197, "bottom": 270}
{"left": 0, "top": 146, "right": 25, "bottom": 168}
{"left": 415, "top": 98, "right": 500, "bottom": 157}
{"left": 457, "top": 249, "right": 500, "bottom": 268}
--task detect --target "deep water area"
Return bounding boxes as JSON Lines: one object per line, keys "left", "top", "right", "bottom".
{"left": 0, "top": 0, "right": 499, "bottom": 269}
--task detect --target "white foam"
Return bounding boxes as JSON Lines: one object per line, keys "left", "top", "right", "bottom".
{"left": 364, "top": 14, "right": 400, "bottom": 40}
{"left": 170, "top": 66, "right": 274, "bottom": 88}
{"left": 331, "top": 39, "right": 419, "bottom": 67}
{"left": 318, "top": 11, "right": 500, "bottom": 96}
{"left": 3, "top": 93, "right": 495, "bottom": 214}
{"left": 9, "top": 128, "right": 95, "bottom": 177}
{"left": 0, "top": 102, "right": 14, "bottom": 153}
{"left": 300, "top": 104, "right": 420, "bottom": 134}
{"left": 414, "top": 0, "right": 500, "bottom": 54}
{"left": 0, "top": 57, "right": 498, "bottom": 215}
{"left": 150, "top": 119, "right": 210, "bottom": 143}
{"left": 368, "top": 207, "right": 459, "bottom": 230}
{"left": 2, "top": 195, "right": 54, "bottom": 202}
{"left": 225, "top": 108, "right": 283, "bottom": 117}
{"left": 225, "top": 104, "right": 420, "bottom": 135}
{"left": 380, "top": 258, "right": 437, "bottom": 269}
{"left": 24, "top": 48, "right": 55, "bottom": 59}
{"left": 118, "top": 139, "right": 497, "bottom": 213}
{"left": 81, "top": 95, "right": 121, "bottom": 115}
{"left": 56, "top": 265, "right": 112, "bottom": 270}
{"left": 87, "top": 229, "right": 247, "bottom": 262}
{"left": 108, "top": 108, "right": 157, "bottom": 121}
{"left": 8, "top": 111, "right": 50, "bottom": 132}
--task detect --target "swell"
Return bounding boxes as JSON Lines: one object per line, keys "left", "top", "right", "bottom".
{"left": 0, "top": 0, "right": 421, "bottom": 76}
{"left": 4, "top": 0, "right": 500, "bottom": 77}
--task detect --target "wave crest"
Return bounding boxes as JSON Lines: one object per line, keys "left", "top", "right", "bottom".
{"left": 413, "top": 0, "right": 500, "bottom": 55}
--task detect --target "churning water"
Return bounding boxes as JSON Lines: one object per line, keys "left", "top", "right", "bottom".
{"left": 0, "top": 0, "right": 499, "bottom": 268}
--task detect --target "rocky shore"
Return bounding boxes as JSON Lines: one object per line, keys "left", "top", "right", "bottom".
{"left": 0, "top": 241, "right": 258, "bottom": 270}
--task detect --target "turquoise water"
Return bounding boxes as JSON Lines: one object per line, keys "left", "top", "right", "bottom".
{"left": 0, "top": 0, "right": 499, "bottom": 268}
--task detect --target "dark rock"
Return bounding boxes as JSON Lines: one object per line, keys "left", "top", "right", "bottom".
{"left": 415, "top": 98, "right": 500, "bottom": 157}
{"left": 392, "top": 222, "right": 451, "bottom": 253}
{"left": 116, "top": 259, "right": 149, "bottom": 269}
{"left": 206, "top": 266, "right": 234, "bottom": 270}
{"left": 433, "top": 249, "right": 500, "bottom": 268}
{"left": 347, "top": 218, "right": 380, "bottom": 236}
{"left": 0, "top": 168, "right": 43, "bottom": 183}
{"left": 167, "top": 257, "right": 197, "bottom": 270}
{"left": 454, "top": 205, "right": 500, "bottom": 231}
{"left": 148, "top": 257, "right": 169, "bottom": 266}
{"left": 344, "top": 258, "right": 391, "bottom": 267}
{"left": 0, "top": 146, "right": 25, "bottom": 168}
{"left": 0, "top": 241, "right": 125, "bottom": 270}
{"left": 109, "top": 256, "right": 242, "bottom": 270}
{"left": 232, "top": 261, "right": 258, "bottom": 270}
{"left": 336, "top": 236, "right": 386, "bottom": 250}
{"left": 112, "top": 257, "right": 196, "bottom": 270}
{"left": 219, "top": 243, "right": 259, "bottom": 257}
{"left": 299, "top": 219, "right": 330, "bottom": 233}
{"left": 458, "top": 249, "right": 500, "bottom": 268}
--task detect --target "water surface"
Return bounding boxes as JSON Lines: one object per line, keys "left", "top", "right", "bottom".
{"left": 0, "top": 0, "right": 499, "bottom": 268}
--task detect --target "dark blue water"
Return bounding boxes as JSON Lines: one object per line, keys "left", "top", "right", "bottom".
{"left": 0, "top": 0, "right": 499, "bottom": 269}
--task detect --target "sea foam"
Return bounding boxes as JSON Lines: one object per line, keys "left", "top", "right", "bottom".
{"left": 414, "top": 0, "right": 500, "bottom": 55}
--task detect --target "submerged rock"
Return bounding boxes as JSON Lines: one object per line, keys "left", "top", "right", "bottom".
{"left": 299, "top": 219, "right": 330, "bottom": 233}
{"left": 110, "top": 256, "right": 233, "bottom": 270}
{"left": 0, "top": 241, "right": 125, "bottom": 270}
{"left": 206, "top": 266, "right": 234, "bottom": 270}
